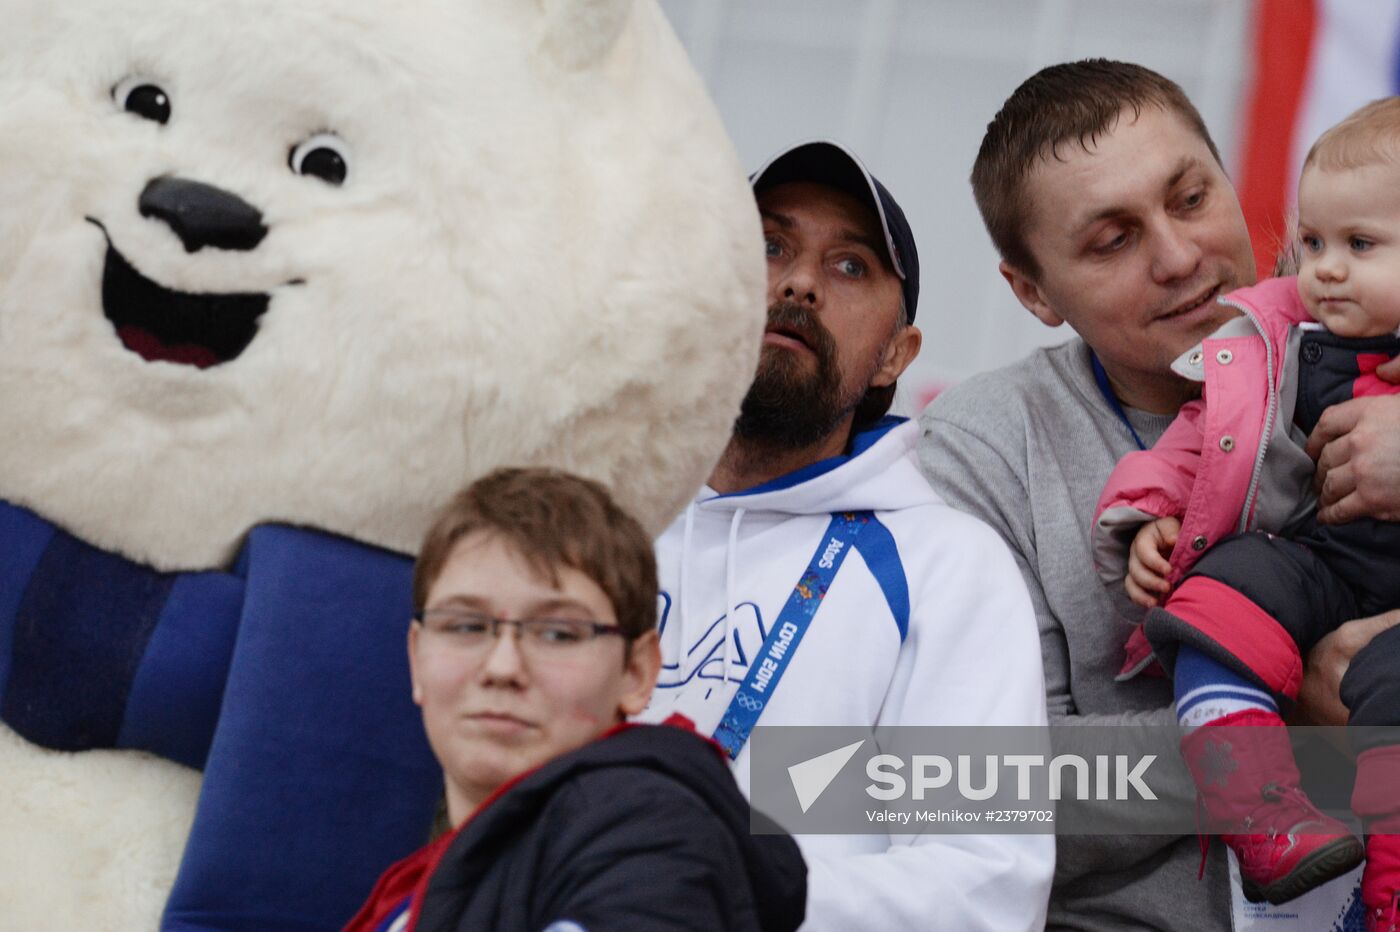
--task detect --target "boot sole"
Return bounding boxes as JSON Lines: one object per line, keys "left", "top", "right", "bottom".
{"left": 1242, "top": 836, "right": 1365, "bottom": 905}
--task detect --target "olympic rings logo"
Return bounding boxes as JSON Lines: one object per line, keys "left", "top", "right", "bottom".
{"left": 734, "top": 692, "right": 764, "bottom": 712}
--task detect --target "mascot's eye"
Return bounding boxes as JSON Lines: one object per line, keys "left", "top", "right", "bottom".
{"left": 289, "top": 133, "right": 349, "bottom": 187}
{"left": 112, "top": 76, "right": 171, "bottom": 125}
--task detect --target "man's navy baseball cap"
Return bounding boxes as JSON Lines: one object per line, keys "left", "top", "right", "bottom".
{"left": 750, "top": 140, "right": 919, "bottom": 323}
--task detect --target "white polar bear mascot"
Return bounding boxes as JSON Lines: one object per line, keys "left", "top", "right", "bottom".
{"left": 0, "top": 0, "right": 764, "bottom": 928}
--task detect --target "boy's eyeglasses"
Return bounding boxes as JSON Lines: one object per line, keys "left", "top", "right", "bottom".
{"left": 415, "top": 609, "right": 626, "bottom": 656}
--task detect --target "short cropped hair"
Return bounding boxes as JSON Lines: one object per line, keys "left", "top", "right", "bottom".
{"left": 972, "top": 59, "right": 1222, "bottom": 279}
{"left": 413, "top": 467, "right": 658, "bottom": 641}
{"left": 1303, "top": 96, "right": 1400, "bottom": 172}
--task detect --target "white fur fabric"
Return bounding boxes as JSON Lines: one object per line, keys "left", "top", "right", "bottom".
{"left": 0, "top": 0, "right": 763, "bottom": 926}
{"left": 0, "top": 724, "right": 200, "bottom": 930}
{"left": 0, "top": 0, "right": 763, "bottom": 569}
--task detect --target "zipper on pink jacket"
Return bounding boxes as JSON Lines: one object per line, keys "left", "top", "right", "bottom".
{"left": 1221, "top": 295, "right": 1280, "bottom": 533}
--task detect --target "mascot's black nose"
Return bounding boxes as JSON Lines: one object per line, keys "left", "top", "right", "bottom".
{"left": 139, "top": 177, "right": 268, "bottom": 253}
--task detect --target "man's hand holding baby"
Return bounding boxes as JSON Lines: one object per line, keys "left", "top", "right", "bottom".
{"left": 1309, "top": 377, "right": 1400, "bottom": 524}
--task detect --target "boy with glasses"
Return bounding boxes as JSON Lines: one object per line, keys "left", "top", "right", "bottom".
{"left": 346, "top": 467, "right": 805, "bottom": 932}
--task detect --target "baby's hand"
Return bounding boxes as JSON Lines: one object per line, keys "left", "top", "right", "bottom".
{"left": 1125, "top": 517, "right": 1180, "bottom": 608}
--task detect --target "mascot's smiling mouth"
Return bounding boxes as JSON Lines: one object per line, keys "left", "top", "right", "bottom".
{"left": 86, "top": 219, "right": 271, "bottom": 369}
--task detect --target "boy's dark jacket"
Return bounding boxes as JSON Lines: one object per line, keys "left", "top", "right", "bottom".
{"left": 351, "top": 722, "right": 807, "bottom": 932}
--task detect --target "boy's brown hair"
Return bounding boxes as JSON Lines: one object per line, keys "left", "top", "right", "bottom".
{"left": 971, "top": 58, "right": 1222, "bottom": 279}
{"left": 1303, "top": 96, "right": 1400, "bottom": 173}
{"left": 413, "top": 467, "right": 657, "bottom": 640}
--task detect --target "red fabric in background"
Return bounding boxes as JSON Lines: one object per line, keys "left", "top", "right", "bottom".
{"left": 1237, "top": 0, "right": 1317, "bottom": 276}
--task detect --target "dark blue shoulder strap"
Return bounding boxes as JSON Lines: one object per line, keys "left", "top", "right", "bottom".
{"left": 1091, "top": 351, "right": 1147, "bottom": 452}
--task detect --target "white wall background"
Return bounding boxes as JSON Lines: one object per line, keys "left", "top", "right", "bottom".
{"left": 657, "top": 0, "right": 1254, "bottom": 412}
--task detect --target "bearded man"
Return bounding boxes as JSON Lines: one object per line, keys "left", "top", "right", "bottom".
{"left": 636, "top": 141, "right": 1055, "bottom": 932}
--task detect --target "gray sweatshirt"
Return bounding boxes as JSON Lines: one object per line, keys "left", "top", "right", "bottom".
{"left": 918, "top": 339, "right": 1232, "bottom": 932}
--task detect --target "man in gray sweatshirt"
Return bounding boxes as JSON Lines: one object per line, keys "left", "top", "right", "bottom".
{"left": 919, "top": 59, "right": 1400, "bottom": 930}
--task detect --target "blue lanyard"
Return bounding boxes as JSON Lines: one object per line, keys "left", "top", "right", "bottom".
{"left": 1090, "top": 352, "right": 1147, "bottom": 452}
{"left": 711, "top": 510, "right": 872, "bottom": 760}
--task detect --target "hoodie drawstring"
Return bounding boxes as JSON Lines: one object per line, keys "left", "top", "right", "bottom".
{"left": 678, "top": 502, "right": 697, "bottom": 638}
{"left": 723, "top": 508, "right": 746, "bottom": 688}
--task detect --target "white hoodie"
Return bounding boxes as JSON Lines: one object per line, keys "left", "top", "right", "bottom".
{"left": 640, "top": 417, "right": 1053, "bottom": 931}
